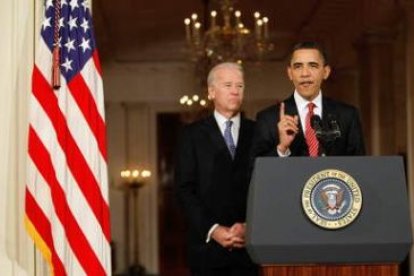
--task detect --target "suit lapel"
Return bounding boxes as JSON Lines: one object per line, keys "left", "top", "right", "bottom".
{"left": 203, "top": 115, "right": 233, "bottom": 160}
{"left": 322, "top": 97, "right": 336, "bottom": 119}
{"left": 233, "top": 117, "right": 249, "bottom": 161}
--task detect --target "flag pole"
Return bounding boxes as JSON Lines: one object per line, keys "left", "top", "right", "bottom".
{"left": 52, "top": 0, "right": 61, "bottom": 90}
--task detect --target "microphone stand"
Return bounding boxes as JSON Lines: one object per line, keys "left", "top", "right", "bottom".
{"left": 315, "top": 132, "right": 328, "bottom": 157}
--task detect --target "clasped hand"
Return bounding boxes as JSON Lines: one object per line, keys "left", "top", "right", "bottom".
{"left": 211, "top": 223, "right": 246, "bottom": 250}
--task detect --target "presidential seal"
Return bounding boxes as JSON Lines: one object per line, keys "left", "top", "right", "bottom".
{"left": 302, "top": 169, "right": 362, "bottom": 229}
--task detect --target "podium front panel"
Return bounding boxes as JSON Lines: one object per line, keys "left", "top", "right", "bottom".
{"left": 246, "top": 156, "right": 412, "bottom": 264}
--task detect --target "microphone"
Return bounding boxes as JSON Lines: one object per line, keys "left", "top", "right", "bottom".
{"left": 311, "top": 114, "right": 342, "bottom": 141}
{"left": 310, "top": 114, "right": 342, "bottom": 156}
{"left": 310, "top": 115, "right": 323, "bottom": 138}
{"left": 326, "top": 114, "right": 341, "bottom": 140}
{"left": 310, "top": 115, "right": 326, "bottom": 156}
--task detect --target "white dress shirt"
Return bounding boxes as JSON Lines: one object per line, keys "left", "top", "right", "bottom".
{"left": 214, "top": 110, "right": 240, "bottom": 146}
{"left": 293, "top": 90, "right": 323, "bottom": 132}
{"left": 277, "top": 91, "right": 323, "bottom": 157}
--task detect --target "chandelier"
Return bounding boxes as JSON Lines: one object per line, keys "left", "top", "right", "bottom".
{"left": 184, "top": 0, "right": 274, "bottom": 66}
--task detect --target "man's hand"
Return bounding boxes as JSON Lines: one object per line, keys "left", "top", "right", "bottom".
{"left": 211, "top": 224, "right": 245, "bottom": 249}
{"left": 277, "top": 102, "right": 299, "bottom": 153}
{"left": 230, "top": 223, "right": 246, "bottom": 248}
{"left": 211, "top": 226, "right": 236, "bottom": 248}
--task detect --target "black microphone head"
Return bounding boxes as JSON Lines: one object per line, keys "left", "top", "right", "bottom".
{"left": 311, "top": 115, "right": 322, "bottom": 130}
{"left": 326, "top": 114, "right": 341, "bottom": 138}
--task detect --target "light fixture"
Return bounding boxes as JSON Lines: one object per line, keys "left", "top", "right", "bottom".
{"left": 120, "top": 168, "right": 152, "bottom": 189}
{"left": 179, "top": 94, "right": 209, "bottom": 108}
{"left": 184, "top": 0, "right": 274, "bottom": 66}
{"left": 120, "top": 167, "right": 152, "bottom": 275}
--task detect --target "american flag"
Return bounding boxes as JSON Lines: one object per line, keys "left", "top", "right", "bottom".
{"left": 25, "top": 0, "right": 111, "bottom": 275}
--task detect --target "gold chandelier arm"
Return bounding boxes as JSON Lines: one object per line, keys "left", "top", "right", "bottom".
{"left": 184, "top": 0, "right": 274, "bottom": 64}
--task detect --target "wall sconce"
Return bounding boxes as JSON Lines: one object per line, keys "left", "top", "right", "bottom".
{"left": 120, "top": 169, "right": 152, "bottom": 189}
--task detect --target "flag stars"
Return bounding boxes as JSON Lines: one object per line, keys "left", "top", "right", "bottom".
{"left": 41, "top": 0, "right": 96, "bottom": 79}
{"left": 61, "top": 57, "right": 73, "bottom": 72}
{"left": 64, "top": 38, "right": 76, "bottom": 53}
{"left": 80, "top": 18, "right": 89, "bottom": 33}
{"left": 59, "top": 17, "right": 65, "bottom": 29}
{"left": 68, "top": 16, "right": 78, "bottom": 30}
{"left": 45, "top": 0, "right": 53, "bottom": 9}
{"left": 69, "top": 0, "right": 79, "bottom": 9}
{"left": 79, "top": 37, "right": 91, "bottom": 52}
{"left": 42, "top": 16, "right": 51, "bottom": 30}
{"left": 81, "top": 0, "right": 89, "bottom": 12}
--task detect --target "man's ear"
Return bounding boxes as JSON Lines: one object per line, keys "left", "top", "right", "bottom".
{"left": 208, "top": 86, "right": 215, "bottom": 100}
{"left": 287, "top": 66, "right": 293, "bottom": 81}
{"left": 323, "top": 65, "right": 331, "bottom": 80}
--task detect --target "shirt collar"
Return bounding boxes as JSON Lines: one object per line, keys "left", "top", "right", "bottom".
{"left": 214, "top": 110, "right": 241, "bottom": 130}
{"left": 294, "top": 90, "right": 323, "bottom": 114}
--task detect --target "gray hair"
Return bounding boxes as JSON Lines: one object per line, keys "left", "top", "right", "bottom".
{"left": 207, "top": 62, "right": 244, "bottom": 87}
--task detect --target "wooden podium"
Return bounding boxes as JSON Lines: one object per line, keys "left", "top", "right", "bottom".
{"left": 260, "top": 264, "right": 398, "bottom": 276}
{"left": 246, "top": 157, "right": 411, "bottom": 276}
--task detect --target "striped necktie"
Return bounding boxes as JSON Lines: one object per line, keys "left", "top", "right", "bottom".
{"left": 224, "top": 120, "right": 236, "bottom": 158}
{"left": 305, "top": 103, "right": 319, "bottom": 157}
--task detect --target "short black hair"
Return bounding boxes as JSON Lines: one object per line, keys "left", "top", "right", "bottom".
{"left": 289, "top": 41, "right": 329, "bottom": 65}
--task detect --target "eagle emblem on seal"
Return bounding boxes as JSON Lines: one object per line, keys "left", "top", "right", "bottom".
{"left": 320, "top": 185, "right": 346, "bottom": 215}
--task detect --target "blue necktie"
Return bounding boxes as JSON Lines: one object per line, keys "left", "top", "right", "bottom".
{"left": 224, "top": 120, "right": 236, "bottom": 158}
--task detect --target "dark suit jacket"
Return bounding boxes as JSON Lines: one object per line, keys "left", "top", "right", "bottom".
{"left": 252, "top": 94, "right": 365, "bottom": 158}
{"left": 175, "top": 114, "right": 256, "bottom": 269}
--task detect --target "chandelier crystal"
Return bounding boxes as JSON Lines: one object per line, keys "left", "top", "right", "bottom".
{"left": 184, "top": 0, "right": 274, "bottom": 66}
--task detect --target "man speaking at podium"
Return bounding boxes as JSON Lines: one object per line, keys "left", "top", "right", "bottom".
{"left": 252, "top": 41, "right": 365, "bottom": 158}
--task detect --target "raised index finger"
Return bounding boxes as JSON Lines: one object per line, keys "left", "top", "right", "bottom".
{"left": 279, "top": 102, "right": 285, "bottom": 119}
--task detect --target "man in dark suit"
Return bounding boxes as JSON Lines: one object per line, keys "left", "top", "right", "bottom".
{"left": 252, "top": 41, "right": 365, "bottom": 158}
{"left": 175, "top": 62, "right": 258, "bottom": 276}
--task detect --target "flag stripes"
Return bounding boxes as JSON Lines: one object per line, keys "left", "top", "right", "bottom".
{"left": 25, "top": 191, "right": 67, "bottom": 276}
{"left": 32, "top": 66, "right": 110, "bottom": 240}
{"left": 67, "top": 73, "right": 107, "bottom": 160}
{"left": 27, "top": 156, "right": 86, "bottom": 276}
{"left": 80, "top": 57, "right": 106, "bottom": 121}
{"left": 29, "top": 92, "right": 110, "bottom": 267}
{"left": 29, "top": 127, "right": 106, "bottom": 275}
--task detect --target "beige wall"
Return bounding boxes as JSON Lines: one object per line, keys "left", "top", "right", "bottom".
{"left": 0, "top": 0, "right": 38, "bottom": 275}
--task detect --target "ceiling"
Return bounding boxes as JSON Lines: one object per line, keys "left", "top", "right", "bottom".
{"left": 92, "top": 0, "right": 403, "bottom": 68}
